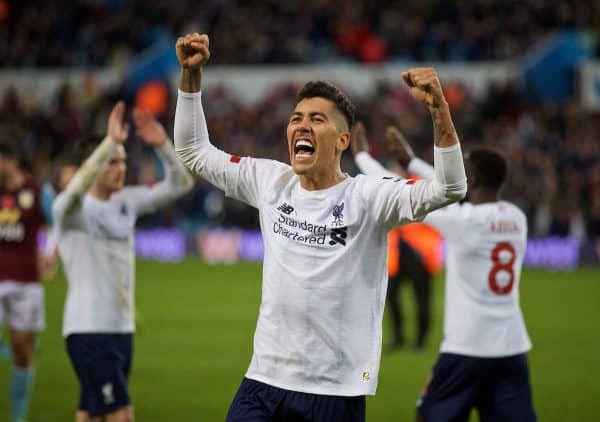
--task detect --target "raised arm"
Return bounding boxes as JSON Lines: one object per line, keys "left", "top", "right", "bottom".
{"left": 402, "top": 67, "right": 466, "bottom": 199}
{"left": 52, "top": 102, "right": 129, "bottom": 227}
{"left": 128, "top": 108, "right": 194, "bottom": 215}
{"left": 173, "top": 33, "right": 238, "bottom": 187}
{"left": 172, "top": 33, "right": 278, "bottom": 208}
{"left": 356, "top": 70, "right": 466, "bottom": 228}
{"left": 384, "top": 120, "right": 463, "bottom": 236}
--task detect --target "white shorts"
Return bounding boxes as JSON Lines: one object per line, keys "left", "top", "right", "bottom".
{"left": 0, "top": 281, "right": 45, "bottom": 332}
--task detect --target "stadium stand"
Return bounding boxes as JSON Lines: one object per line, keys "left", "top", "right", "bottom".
{"left": 1, "top": 0, "right": 598, "bottom": 67}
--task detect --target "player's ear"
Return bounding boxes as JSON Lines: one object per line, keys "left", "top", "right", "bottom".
{"left": 337, "top": 131, "right": 351, "bottom": 152}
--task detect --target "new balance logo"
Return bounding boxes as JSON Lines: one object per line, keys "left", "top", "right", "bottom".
{"left": 329, "top": 227, "right": 348, "bottom": 246}
{"left": 277, "top": 203, "right": 294, "bottom": 215}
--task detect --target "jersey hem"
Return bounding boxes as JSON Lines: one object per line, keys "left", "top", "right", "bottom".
{"left": 244, "top": 373, "right": 375, "bottom": 397}
{"left": 63, "top": 327, "right": 135, "bottom": 338}
{"left": 440, "top": 344, "right": 532, "bottom": 358}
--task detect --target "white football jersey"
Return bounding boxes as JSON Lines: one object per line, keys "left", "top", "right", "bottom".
{"left": 54, "top": 143, "right": 192, "bottom": 337}
{"left": 355, "top": 152, "right": 532, "bottom": 357}
{"left": 424, "top": 200, "right": 532, "bottom": 357}
{"left": 174, "top": 91, "right": 467, "bottom": 396}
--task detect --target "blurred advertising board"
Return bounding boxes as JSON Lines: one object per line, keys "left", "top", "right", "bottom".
{"left": 128, "top": 228, "right": 599, "bottom": 270}
{"left": 39, "top": 228, "right": 598, "bottom": 269}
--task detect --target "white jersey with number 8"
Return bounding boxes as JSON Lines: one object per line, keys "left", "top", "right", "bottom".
{"left": 426, "top": 200, "right": 531, "bottom": 357}
{"left": 354, "top": 152, "right": 532, "bottom": 358}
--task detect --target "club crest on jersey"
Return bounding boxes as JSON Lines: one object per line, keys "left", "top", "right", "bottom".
{"left": 332, "top": 202, "right": 344, "bottom": 226}
{"left": 277, "top": 202, "right": 294, "bottom": 215}
{"left": 18, "top": 189, "right": 34, "bottom": 210}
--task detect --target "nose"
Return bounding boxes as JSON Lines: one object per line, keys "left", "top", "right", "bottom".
{"left": 295, "top": 122, "right": 311, "bottom": 135}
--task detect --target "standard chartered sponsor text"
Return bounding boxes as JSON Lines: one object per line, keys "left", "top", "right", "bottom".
{"left": 273, "top": 214, "right": 327, "bottom": 245}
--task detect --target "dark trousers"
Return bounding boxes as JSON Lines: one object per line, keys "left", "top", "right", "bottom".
{"left": 227, "top": 378, "right": 365, "bottom": 422}
{"left": 386, "top": 240, "right": 432, "bottom": 349}
{"left": 417, "top": 353, "right": 537, "bottom": 422}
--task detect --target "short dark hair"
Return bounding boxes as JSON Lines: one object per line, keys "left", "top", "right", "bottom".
{"left": 0, "top": 143, "right": 19, "bottom": 161}
{"left": 465, "top": 147, "right": 508, "bottom": 191}
{"left": 297, "top": 81, "right": 356, "bottom": 129}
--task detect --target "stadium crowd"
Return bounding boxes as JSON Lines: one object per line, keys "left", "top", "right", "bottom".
{"left": 0, "top": 75, "right": 598, "bottom": 239}
{"left": 1, "top": 0, "right": 598, "bottom": 67}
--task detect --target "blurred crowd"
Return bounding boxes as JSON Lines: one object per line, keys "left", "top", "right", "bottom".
{"left": 0, "top": 75, "right": 599, "bottom": 240}
{"left": 1, "top": 0, "right": 598, "bottom": 67}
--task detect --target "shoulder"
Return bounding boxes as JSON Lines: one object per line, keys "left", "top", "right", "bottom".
{"left": 21, "top": 174, "right": 42, "bottom": 197}
{"left": 246, "top": 157, "right": 294, "bottom": 184}
{"left": 434, "top": 201, "right": 471, "bottom": 220}
{"left": 249, "top": 157, "right": 291, "bottom": 174}
{"left": 502, "top": 201, "right": 527, "bottom": 223}
{"left": 353, "top": 173, "right": 410, "bottom": 190}
{"left": 115, "top": 185, "right": 146, "bottom": 204}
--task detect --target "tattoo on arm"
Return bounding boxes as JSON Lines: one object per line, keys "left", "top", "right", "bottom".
{"left": 430, "top": 105, "right": 459, "bottom": 148}
{"left": 179, "top": 68, "right": 202, "bottom": 93}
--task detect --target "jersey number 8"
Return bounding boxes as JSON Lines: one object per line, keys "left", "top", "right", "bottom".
{"left": 488, "top": 242, "right": 516, "bottom": 295}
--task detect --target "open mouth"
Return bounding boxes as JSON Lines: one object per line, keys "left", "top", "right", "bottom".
{"left": 294, "top": 138, "right": 315, "bottom": 160}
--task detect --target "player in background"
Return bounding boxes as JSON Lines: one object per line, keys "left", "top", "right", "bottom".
{"left": 53, "top": 103, "right": 193, "bottom": 422}
{"left": 351, "top": 122, "right": 441, "bottom": 352}
{"left": 353, "top": 125, "right": 536, "bottom": 421}
{"left": 39, "top": 160, "right": 80, "bottom": 275}
{"left": 0, "top": 144, "right": 54, "bottom": 422}
{"left": 174, "top": 33, "right": 467, "bottom": 421}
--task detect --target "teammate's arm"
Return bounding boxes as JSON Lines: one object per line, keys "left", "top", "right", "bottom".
{"left": 128, "top": 108, "right": 193, "bottom": 215}
{"left": 384, "top": 122, "right": 463, "bottom": 236}
{"left": 385, "top": 126, "right": 435, "bottom": 180}
{"left": 352, "top": 122, "right": 398, "bottom": 178}
{"left": 52, "top": 102, "right": 129, "bottom": 226}
{"left": 173, "top": 32, "right": 269, "bottom": 208}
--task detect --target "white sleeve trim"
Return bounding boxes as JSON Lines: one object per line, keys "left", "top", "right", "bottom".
{"left": 433, "top": 143, "right": 467, "bottom": 200}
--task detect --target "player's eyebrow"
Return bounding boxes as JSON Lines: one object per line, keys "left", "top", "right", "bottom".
{"left": 290, "top": 111, "right": 329, "bottom": 120}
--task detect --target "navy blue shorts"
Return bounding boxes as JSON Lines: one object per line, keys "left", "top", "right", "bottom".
{"left": 417, "top": 353, "right": 536, "bottom": 422}
{"left": 226, "top": 378, "right": 366, "bottom": 422}
{"left": 66, "top": 333, "right": 133, "bottom": 417}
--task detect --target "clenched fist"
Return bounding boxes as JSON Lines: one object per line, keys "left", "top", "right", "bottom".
{"left": 402, "top": 67, "right": 446, "bottom": 110}
{"left": 176, "top": 33, "right": 210, "bottom": 70}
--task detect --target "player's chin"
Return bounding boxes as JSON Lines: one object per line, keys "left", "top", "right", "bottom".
{"left": 291, "top": 158, "right": 315, "bottom": 175}
{"left": 112, "top": 180, "right": 125, "bottom": 192}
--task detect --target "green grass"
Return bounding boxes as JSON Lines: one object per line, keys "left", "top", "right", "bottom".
{"left": 1, "top": 262, "right": 599, "bottom": 421}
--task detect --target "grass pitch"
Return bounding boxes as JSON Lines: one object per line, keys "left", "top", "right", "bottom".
{"left": 0, "top": 261, "right": 598, "bottom": 421}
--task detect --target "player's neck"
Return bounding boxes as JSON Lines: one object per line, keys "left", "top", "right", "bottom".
{"left": 89, "top": 183, "right": 112, "bottom": 201}
{"left": 469, "top": 188, "right": 498, "bottom": 204}
{"left": 299, "top": 169, "right": 347, "bottom": 191}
